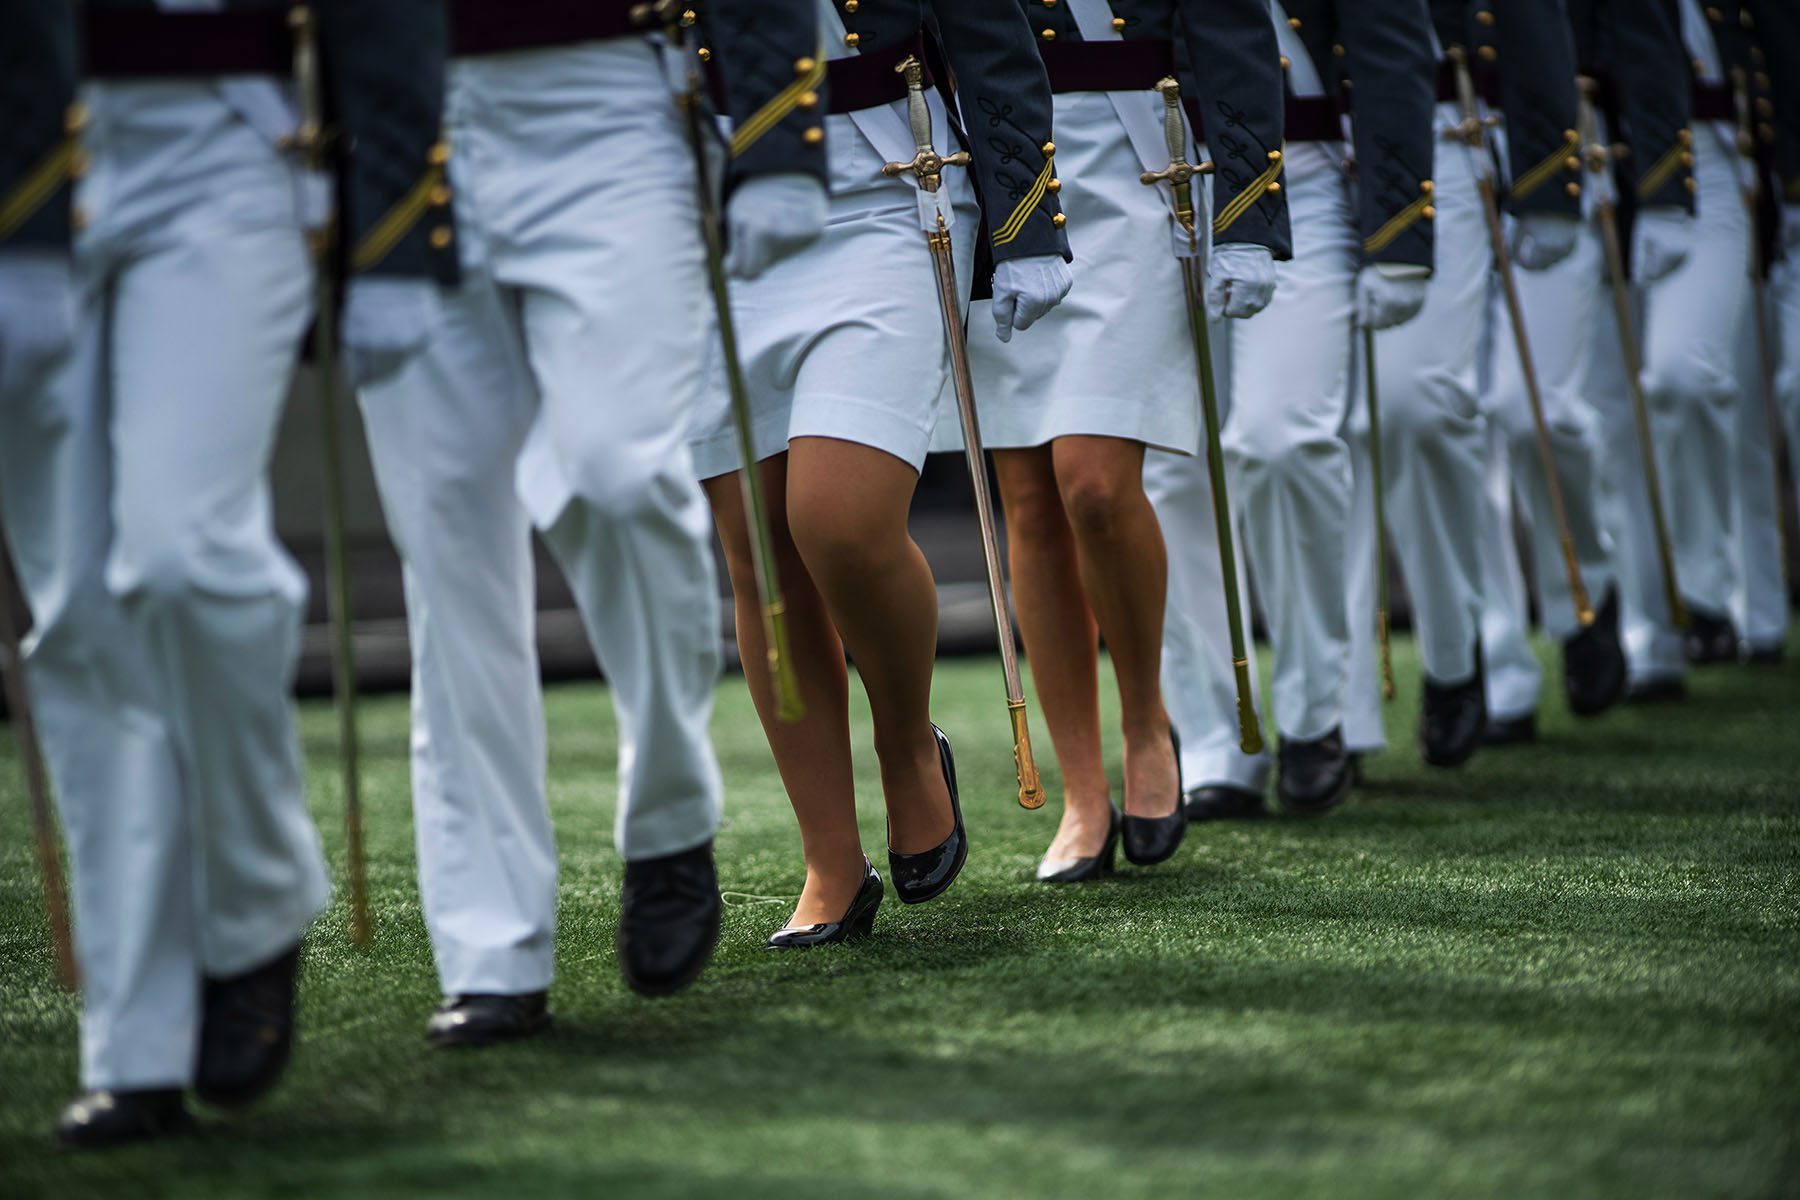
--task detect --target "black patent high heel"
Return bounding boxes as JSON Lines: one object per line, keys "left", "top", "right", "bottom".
{"left": 888, "top": 725, "right": 967, "bottom": 905}
{"left": 1035, "top": 804, "right": 1120, "bottom": 884}
{"left": 1122, "top": 728, "right": 1186, "bottom": 867}
{"left": 766, "top": 861, "right": 883, "bottom": 949}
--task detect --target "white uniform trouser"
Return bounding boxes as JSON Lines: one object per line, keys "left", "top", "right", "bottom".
{"left": 1347, "top": 115, "right": 1491, "bottom": 693}
{"left": 1484, "top": 200, "right": 1618, "bottom": 643}
{"left": 1731, "top": 283, "right": 1789, "bottom": 651}
{"left": 1477, "top": 419, "right": 1545, "bottom": 722}
{"left": 1143, "top": 323, "right": 1271, "bottom": 794}
{"left": 0, "top": 81, "right": 329, "bottom": 1090}
{"left": 1639, "top": 125, "right": 1754, "bottom": 624}
{"left": 1222, "top": 146, "right": 1362, "bottom": 743}
{"left": 1779, "top": 253, "right": 1800, "bottom": 554}
{"left": 357, "top": 42, "right": 724, "bottom": 997}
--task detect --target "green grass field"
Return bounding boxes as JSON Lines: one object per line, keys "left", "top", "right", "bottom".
{"left": 2, "top": 635, "right": 1798, "bottom": 1199}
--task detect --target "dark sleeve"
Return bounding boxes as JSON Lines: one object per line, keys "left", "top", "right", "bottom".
{"left": 1174, "top": 0, "right": 1291, "bottom": 260}
{"left": 1604, "top": 0, "right": 1695, "bottom": 211}
{"left": 1745, "top": 0, "right": 1799, "bottom": 201}
{"left": 930, "top": 0, "right": 1070, "bottom": 265}
{"left": 317, "top": 0, "right": 460, "bottom": 283}
{"left": 1495, "top": 0, "right": 1583, "bottom": 217}
{"left": 710, "top": 0, "right": 829, "bottom": 189}
{"left": 1339, "top": 0, "right": 1437, "bottom": 267}
{"left": 0, "top": 0, "right": 77, "bottom": 252}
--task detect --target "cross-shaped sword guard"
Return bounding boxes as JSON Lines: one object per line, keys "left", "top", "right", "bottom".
{"left": 1138, "top": 78, "right": 1213, "bottom": 244}
{"left": 880, "top": 56, "right": 970, "bottom": 194}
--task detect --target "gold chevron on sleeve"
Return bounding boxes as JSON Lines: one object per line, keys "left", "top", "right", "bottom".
{"left": 350, "top": 162, "right": 446, "bottom": 273}
{"left": 992, "top": 155, "right": 1056, "bottom": 248}
{"left": 730, "top": 54, "right": 827, "bottom": 158}
{"left": 1635, "top": 135, "right": 1691, "bottom": 200}
{"left": 0, "top": 137, "right": 75, "bottom": 242}
{"left": 1213, "top": 150, "right": 1283, "bottom": 236}
{"left": 1364, "top": 191, "right": 1434, "bottom": 255}
{"left": 1511, "top": 130, "right": 1580, "bottom": 201}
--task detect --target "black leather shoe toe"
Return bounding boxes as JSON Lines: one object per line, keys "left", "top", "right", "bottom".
{"left": 888, "top": 726, "right": 968, "bottom": 905}
{"left": 56, "top": 1089, "right": 191, "bottom": 1149}
{"left": 768, "top": 862, "right": 883, "bottom": 948}
{"left": 195, "top": 941, "right": 300, "bottom": 1109}
{"left": 1563, "top": 588, "right": 1627, "bottom": 716}
{"left": 1684, "top": 608, "right": 1739, "bottom": 665}
{"left": 1419, "top": 652, "right": 1487, "bottom": 769}
{"left": 426, "top": 992, "right": 551, "bottom": 1049}
{"left": 1183, "top": 785, "right": 1265, "bottom": 822}
{"left": 618, "top": 840, "right": 721, "bottom": 997}
{"left": 1278, "top": 727, "right": 1352, "bottom": 815}
{"left": 1626, "top": 675, "right": 1688, "bottom": 704}
{"left": 1483, "top": 711, "right": 1538, "bottom": 746}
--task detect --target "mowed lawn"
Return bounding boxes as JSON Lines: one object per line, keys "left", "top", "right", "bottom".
{"left": 2, "top": 635, "right": 1797, "bottom": 1199}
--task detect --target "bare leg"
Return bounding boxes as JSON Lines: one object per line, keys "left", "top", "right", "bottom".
{"left": 1050, "top": 437, "right": 1179, "bottom": 820}
{"left": 784, "top": 437, "right": 953, "bottom": 856}
{"left": 704, "top": 457, "right": 864, "bottom": 928}
{"left": 993, "top": 447, "right": 1114, "bottom": 862}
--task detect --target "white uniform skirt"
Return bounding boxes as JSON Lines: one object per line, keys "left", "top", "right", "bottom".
{"left": 956, "top": 90, "right": 1201, "bottom": 456}
{"left": 688, "top": 106, "right": 979, "bottom": 480}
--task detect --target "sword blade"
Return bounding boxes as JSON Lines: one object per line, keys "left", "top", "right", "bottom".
{"left": 925, "top": 217, "right": 1045, "bottom": 810}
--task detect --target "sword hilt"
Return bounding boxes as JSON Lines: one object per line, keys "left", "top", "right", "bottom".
{"left": 1443, "top": 47, "right": 1497, "bottom": 148}
{"left": 1139, "top": 78, "right": 1212, "bottom": 242}
{"left": 881, "top": 56, "right": 970, "bottom": 194}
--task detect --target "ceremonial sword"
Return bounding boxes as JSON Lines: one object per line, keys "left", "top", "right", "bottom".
{"left": 1578, "top": 79, "right": 1687, "bottom": 629}
{"left": 1139, "top": 77, "right": 1265, "bottom": 753}
{"left": 881, "top": 56, "right": 1046, "bottom": 810}
{"left": 1362, "top": 327, "right": 1397, "bottom": 702}
{"left": 0, "top": 534, "right": 77, "bottom": 991}
{"left": 292, "top": 5, "right": 371, "bottom": 948}
{"left": 1448, "top": 47, "right": 1596, "bottom": 630}
{"left": 1731, "top": 67, "right": 1791, "bottom": 598}
{"left": 647, "top": 0, "right": 805, "bottom": 724}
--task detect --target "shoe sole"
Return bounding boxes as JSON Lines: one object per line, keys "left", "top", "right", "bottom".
{"left": 427, "top": 1013, "right": 553, "bottom": 1050}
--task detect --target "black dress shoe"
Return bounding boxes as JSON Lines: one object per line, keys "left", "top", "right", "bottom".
{"left": 1626, "top": 674, "right": 1688, "bottom": 704}
{"left": 888, "top": 725, "right": 967, "bottom": 905}
{"left": 1122, "top": 729, "right": 1185, "bottom": 866}
{"left": 195, "top": 941, "right": 300, "bottom": 1109}
{"left": 1035, "top": 806, "right": 1120, "bottom": 883}
{"left": 56, "top": 1089, "right": 192, "bottom": 1149}
{"left": 1563, "top": 587, "right": 1628, "bottom": 717}
{"left": 426, "top": 992, "right": 551, "bottom": 1049}
{"left": 1419, "top": 651, "right": 1487, "bottom": 769}
{"left": 767, "top": 861, "right": 883, "bottom": 948}
{"left": 1183, "top": 785, "right": 1266, "bottom": 821}
{"left": 1745, "top": 642, "right": 1784, "bottom": 666}
{"left": 1278, "top": 727, "right": 1353, "bottom": 815}
{"left": 1684, "top": 606, "right": 1739, "bottom": 665}
{"left": 618, "top": 840, "right": 721, "bottom": 998}
{"left": 1483, "top": 711, "right": 1538, "bottom": 746}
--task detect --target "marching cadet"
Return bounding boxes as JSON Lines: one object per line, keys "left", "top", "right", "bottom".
{"left": 1622, "top": 0, "right": 1787, "bottom": 670}
{"left": 963, "top": 0, "right": 1288, "bottom": 878}
{"left": 1476, "top": 0, "right": 1690, "bottom": 738}
{"left": 0, "top": 0, "right": 450, "bottom": 1147}
{"left": 689, "top": 0, "right": 1070, "bottom": 943}
{"left": 354, "top": 1, "right": 829, "bottom": 1042}
{"left": 1345, "top": 0, "right": 1585, "bottom": 767}
{"left": 1158, "top": 0, "right": 1437, "bottom": 816}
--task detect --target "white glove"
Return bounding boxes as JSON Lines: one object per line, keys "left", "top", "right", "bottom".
{"left": 0, "top": 252, "right": 75, "bottom": 398}
{"left": 1205, "top": 243, "right": 1277, "bottom": 320}
{"left": 1510, "top": 212, "right": 1581, "bottom": 272}
{"left": 724, "top": 173, "right": 827, "bottom": 280}
{"left": 1631, "top": 207, "right": 1691, "bottom": 284}
{"left": 342, "top": 276, "right": 441, "bottom": 389}
{"left": 991, "top": 253, "right": 1073, "bottom": 343}
{"left": 1355, "top": 263, "right": 1430, "bottom": 331}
